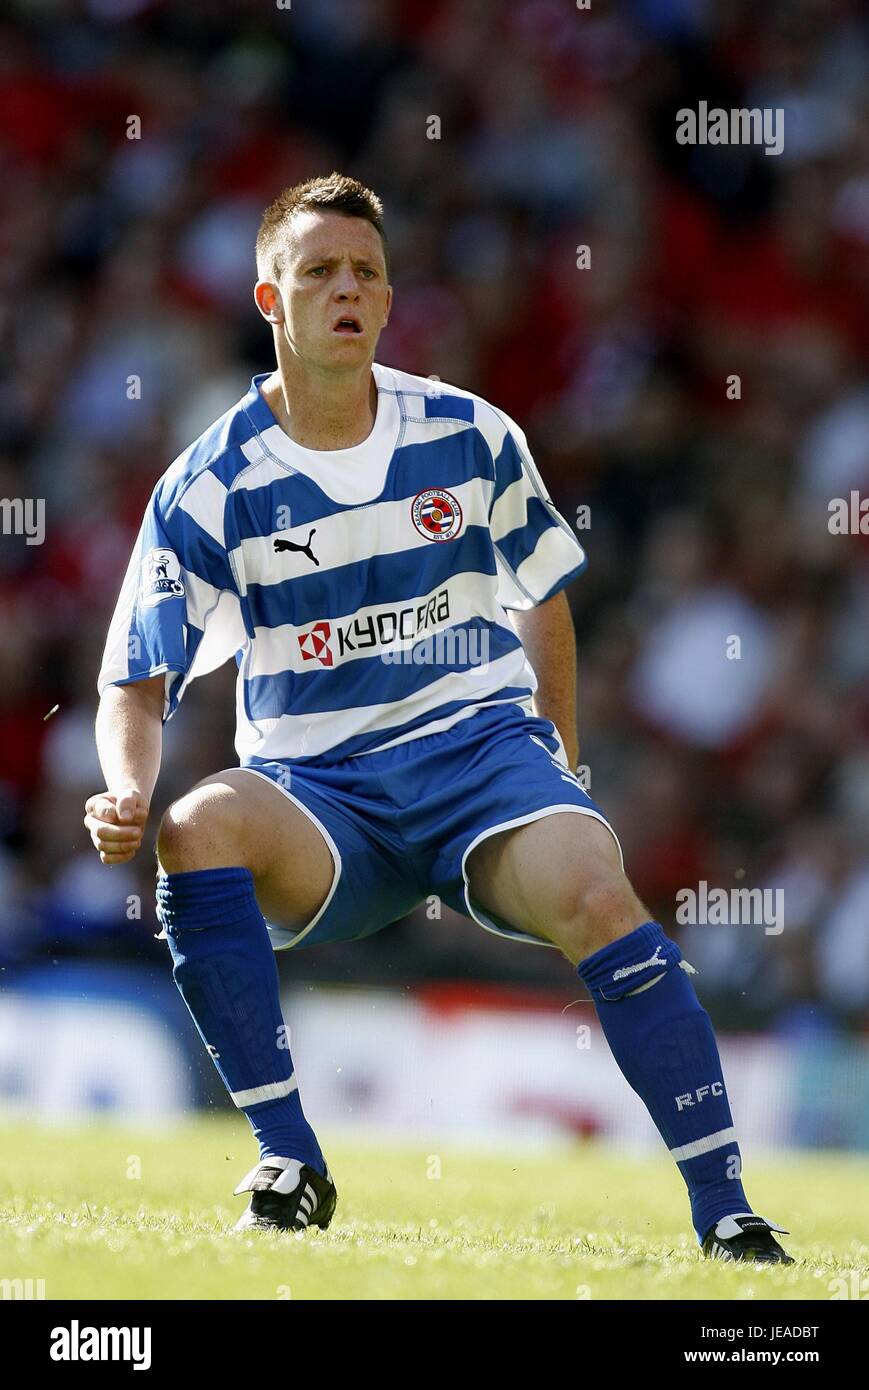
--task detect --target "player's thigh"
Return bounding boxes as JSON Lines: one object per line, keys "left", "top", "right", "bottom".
{"left": 465, "top": 810, "right": 630, "bottom": 941}
{"left": 159, "top": 768, "right": 335, "bottom": 929}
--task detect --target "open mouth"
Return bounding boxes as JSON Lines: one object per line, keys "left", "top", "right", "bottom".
{"left": 332, "top": 316, "right": 362, "bottom": 334}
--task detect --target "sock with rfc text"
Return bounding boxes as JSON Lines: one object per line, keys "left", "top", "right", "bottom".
{"left": 577, "top": 920, "right": 751, "bottom": 1241}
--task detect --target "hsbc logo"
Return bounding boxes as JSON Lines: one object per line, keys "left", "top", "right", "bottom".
{"left": 297, "top": 589, "right": 451, "bottom": 669}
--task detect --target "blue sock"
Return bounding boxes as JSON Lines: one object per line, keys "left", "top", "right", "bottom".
{"left": 577, "top": 921, "right": 751, "bottom": 1242}
{"left": 156, "top": 866, "right": 325, "bottom": 1176}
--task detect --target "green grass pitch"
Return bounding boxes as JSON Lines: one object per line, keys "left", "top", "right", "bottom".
{"left": 1, "top": 1117, "right": 867, "bottom": 1300}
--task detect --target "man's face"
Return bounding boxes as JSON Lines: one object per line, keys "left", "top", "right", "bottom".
{"left": 257, "top": 209, "right": 392, "bottom": 369}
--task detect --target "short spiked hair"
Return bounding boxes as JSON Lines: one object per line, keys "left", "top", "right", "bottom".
{"left": 256, "top": 172, "right": 390, "bottom": 282}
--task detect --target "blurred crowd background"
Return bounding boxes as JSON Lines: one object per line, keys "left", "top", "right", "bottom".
{"left": 1, "top": 0, "right": 868, "bottom": 1031}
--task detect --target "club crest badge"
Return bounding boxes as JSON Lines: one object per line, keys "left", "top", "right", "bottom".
{"left": 140, "top": 548, "right": 185, "bottom": 607}
{"left": 411, "top": 488, "right": 463, "bottom": 541}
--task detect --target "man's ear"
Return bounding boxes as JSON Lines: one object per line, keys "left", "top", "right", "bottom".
{"left": 254, "top": 280, "right": 283, "bottom": 324}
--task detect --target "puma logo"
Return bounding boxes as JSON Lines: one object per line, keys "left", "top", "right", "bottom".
{"left": 274, "top": 528, "right": 319, "bottom": 567}
{"left": 612, "top": 944, "right": 666, "bottom": 981}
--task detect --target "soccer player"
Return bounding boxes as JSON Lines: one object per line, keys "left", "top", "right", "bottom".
{"left": 86, "top": 173, "right": 792, "bottom": 1262}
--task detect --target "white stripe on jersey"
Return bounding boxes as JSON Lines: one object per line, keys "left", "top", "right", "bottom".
{"left": 235, "top": 646, "right": 535, "bottom": 762}
{"left": 182, "top": 589, "right": 246, "bottom": 683}
{"left": 177, "top": 467, "right": 228, "bottom": 548}
{"left": 352, "top": 692, "right": 534, "bottom": 758}
{"left": 235, "top": 435, "right": 290, "bottom": 490}
{"left": 230, "top": 474, "right": 493, "bottom": 594}
{"left": 509, "top": 525, "right": 590, "bottom": 610}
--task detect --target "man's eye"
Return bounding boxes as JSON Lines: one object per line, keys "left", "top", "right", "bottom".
{"left": 310, "top": 266, "right": 327, "bottom": 276}
{"left": 360, "top": 268, "right": 375, "bottom": 279}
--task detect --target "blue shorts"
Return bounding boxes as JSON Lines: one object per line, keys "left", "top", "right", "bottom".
{"left": 240, "top": 701, "right": 622, "bottom": 952}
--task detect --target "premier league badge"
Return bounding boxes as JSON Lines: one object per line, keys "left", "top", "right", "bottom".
{"left": 140, "top": 548, "right": 185, "bottom": 607}
{"left": 411, "top": 488, "right": 463, "bottom": 542}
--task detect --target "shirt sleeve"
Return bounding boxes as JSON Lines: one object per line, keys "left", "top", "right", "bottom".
{"left": 486, "top": 405, "right": 587, "bottom": 611}
{"left": 97, "top": 470, "right": 245, "bottom": 722}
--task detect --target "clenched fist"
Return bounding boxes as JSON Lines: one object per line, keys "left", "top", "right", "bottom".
{"left": 84, "top": 788, "right": 150, "bottom": 865}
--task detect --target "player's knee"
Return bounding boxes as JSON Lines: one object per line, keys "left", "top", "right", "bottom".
{"left": 156, "top": 789, "right": 248, "bottom": 874}
{"left": 551, "top": 870, "right": 647, "bottom": 962}
{"left": 155, "top": 801, "right": 204, "bottom": 873}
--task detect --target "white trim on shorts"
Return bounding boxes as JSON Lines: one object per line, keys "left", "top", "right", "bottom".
{"left": 460, "top": 805, "right": 625, "bottom": 948}
{"left": 236, "top": 766, "right": 342, "bottom": 952}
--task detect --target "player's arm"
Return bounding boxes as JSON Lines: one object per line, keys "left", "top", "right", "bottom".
{"left": 509, "top": 591, "right": 579, "bottom": 770}
{"left": 85, "top": 471, "right": 238, "bottom": 865}
{"left": 85, "top": 676, "right": 165, "bottom": 865}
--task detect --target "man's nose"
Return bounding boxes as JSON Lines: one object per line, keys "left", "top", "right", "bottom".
{"left": 333, "top": 266, "right": 360, "bottom": 297}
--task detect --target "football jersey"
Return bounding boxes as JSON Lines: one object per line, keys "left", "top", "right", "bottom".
{"left": 97, "top": 363, "right": 587, "bottom": 765}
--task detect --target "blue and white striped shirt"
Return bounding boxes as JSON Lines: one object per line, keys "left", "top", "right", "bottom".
{"left": 98, "top": 363, "right": 587, "bottom": 765}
